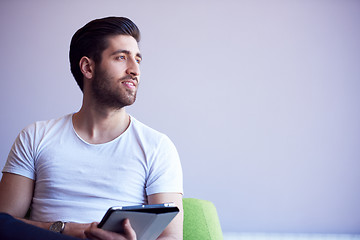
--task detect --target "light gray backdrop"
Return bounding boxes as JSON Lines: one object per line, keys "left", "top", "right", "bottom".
{"left": 1, "top": 0, "right": 359, "bottom": 234}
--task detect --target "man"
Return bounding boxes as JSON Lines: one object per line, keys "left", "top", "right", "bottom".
{"left": 0, "top": 17, "right": 183, "bottom": 240}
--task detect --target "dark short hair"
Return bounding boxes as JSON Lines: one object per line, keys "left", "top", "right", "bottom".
{"left": 69, "top": 17, "right": 141, "bottom": 91}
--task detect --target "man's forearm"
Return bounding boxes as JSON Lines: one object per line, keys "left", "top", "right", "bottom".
{"left": 16, "top": 217, "right": 53, "bottom": 230}
{"left": 16, "top": 217, "right": 91, "bottom": 239}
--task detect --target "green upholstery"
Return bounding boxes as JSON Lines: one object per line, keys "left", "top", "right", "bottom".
{"left": 183, "top": 198, "right": 223, "bottom": 240}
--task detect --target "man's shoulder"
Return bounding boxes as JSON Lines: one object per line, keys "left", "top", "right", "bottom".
{"left": 130, "top": 116, "right": 163, "bottom": 135}
{"left": 128, "top": 116, "right": 178, "bottom": 158}
{"left": 21, "top": 114, "right": 72, "bottom": 136}
{"left": 129, "top": 116, "right": 169, "bottom": 142}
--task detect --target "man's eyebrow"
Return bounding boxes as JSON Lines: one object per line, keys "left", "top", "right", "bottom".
{"left": 111, "top": 50, "right": 142, "bottom": 59}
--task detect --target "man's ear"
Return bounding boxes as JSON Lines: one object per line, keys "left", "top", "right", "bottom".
{"left": 79, "top": 56, "right": 94, "bottom": 79}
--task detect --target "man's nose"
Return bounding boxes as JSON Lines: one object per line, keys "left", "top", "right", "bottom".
{"left": 126, "top": 58, "right": 140, "bottom": 77}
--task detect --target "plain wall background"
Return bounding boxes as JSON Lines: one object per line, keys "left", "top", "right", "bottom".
{"left": 1, "top": 0, "right": 359, "bottom": 234}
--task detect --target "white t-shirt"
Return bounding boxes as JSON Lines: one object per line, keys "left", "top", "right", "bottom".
{"left": 3, "top": 114, "right": 183, "bottom": 223}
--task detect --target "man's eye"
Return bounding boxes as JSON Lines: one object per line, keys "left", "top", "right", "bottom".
{"left": 116, "top": 56, "right": 126, "bottom": 60}
{"left": 136, "top": 58, "right": 142, "bottom": 64}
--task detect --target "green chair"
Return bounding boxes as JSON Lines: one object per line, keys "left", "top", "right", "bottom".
{"left": 183, "top": 198, "right": 223, "bottom": 240}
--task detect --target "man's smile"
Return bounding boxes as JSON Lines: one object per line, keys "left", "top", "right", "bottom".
{"left": 121, "top": 80, "right": 137, "bottom": 89}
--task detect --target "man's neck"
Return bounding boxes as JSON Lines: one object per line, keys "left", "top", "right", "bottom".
{"left": 72, "top": 105, "right": 130, "bottom": 144}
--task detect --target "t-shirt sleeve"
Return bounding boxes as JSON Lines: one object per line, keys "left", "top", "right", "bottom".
{"left": 145, "top": 135, "right": 183, "bottom": 196}
{"left": 2, "top": 126, "right": 36, "bottom": 180}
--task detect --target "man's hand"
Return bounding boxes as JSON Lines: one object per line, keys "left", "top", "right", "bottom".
{"left": 62, "top": 222, "right": 92, "bottom": 239}
{"left": 84, "top": 219, "right": 136, "bottom": 240}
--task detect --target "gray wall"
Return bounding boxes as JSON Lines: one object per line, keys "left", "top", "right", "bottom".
{"left": 1, "top": 0, "right": 359, "bottom": 234}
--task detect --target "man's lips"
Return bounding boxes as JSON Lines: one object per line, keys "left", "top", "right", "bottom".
{"left": 120, "top": 77, "right": 138, "bottom": 89}
{"left": 121, "top": 80, "right": 136, "bottom": 89}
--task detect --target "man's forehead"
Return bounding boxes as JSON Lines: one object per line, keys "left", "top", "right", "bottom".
{"left": 106, "top": 35, "right": 140, "bottom": 55}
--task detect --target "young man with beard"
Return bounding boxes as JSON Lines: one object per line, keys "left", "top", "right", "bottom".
{"left": 0, "top": 17, "right": 183, "bottom": 240}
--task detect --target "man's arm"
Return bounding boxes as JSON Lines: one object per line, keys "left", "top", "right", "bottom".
{"left": 0, "top": 173, "right": 91, "bottom": 238}
{"left": 0, "top": 173, "right": 54, "bottom": 229}
{"left": 0, "top": 173, "right": 34, "bottom": 217}
{"left": 148, "top": 192, "right": 183, "bottom": 240}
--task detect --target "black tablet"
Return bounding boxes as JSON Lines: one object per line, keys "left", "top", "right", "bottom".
{"left": 98, "top": 203, "right": 179, "bottom": 240}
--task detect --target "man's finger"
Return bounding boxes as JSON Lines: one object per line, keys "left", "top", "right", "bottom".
{"left": 122, "top": 219, "right": 137, "bottom": 240}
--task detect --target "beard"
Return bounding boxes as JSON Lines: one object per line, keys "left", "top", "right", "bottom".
{"left": 91, "top": 67, "right": 138, "bottom": 110}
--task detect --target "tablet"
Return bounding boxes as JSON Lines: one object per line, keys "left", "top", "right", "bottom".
{"left": 98, "top": 203, "right": 179, "bottom": 240}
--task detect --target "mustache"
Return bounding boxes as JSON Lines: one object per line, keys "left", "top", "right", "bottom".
{"left": 120, "top": 75, "right": 138, "bottom": 82}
